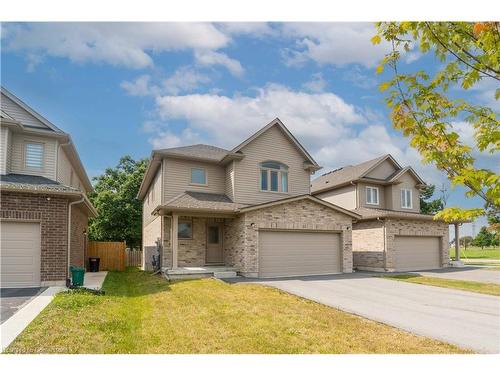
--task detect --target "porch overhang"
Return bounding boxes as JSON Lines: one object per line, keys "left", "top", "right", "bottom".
{"left": 153, "top": 205, "right": 238, "bottom": 218}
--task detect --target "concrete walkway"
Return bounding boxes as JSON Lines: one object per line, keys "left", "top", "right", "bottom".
{"left": 243, "top": 273, "right": 500, "bottom": 353}
{"left": 83, "top": 271, "right": 108, "bottom": 290}
{"left": 417, "top": 267, "right": 500, "bottom": 284}
{"left": 0, "top": 287, "right": 64, "bottom": 352}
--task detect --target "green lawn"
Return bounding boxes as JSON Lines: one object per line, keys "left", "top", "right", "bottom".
{"left": 449, "top": 246, "right": 500, "bottom": 259}
{"left": 5, "top": 268, "right": 467, "bottom": 354}
{"left": 383, "top": 274, "right": 500, "bottom": 296}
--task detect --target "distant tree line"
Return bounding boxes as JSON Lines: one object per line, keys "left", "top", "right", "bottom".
{"left": 456, "top": 226, "right": 500, "bottom": 249}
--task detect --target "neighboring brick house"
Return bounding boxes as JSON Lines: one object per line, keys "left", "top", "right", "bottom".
{"left": 0, "top": 87, "right": 97, "bottom": 287}
{"left": 138, "top": 118, "right": 360, "bottom": 278}
{"left": 311, "top": 154, "right": 450, "bottom": 272}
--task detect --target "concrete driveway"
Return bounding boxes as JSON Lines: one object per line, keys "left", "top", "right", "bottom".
{"left": 417, "top": 267, "right": 500, "bottom": 284}
{"left": 242, "top": 273, "right": 500, "bottom": 353}
{"left": 0, "top": 288, "right": 46, "bottom": 324}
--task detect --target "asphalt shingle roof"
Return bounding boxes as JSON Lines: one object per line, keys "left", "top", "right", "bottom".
{"left": 155, "top": 144, "right": 230, "bottom": 162}
{"left": 311, "top": 155, "right": 388, "bottom": 192}
{"left": 164, "top": 191, "right": 245, "bottom": 212}
{"left": 0, "top": 174, "right": 80, "bottom": 193}
{"left": 353, "top": 207, "right": 440, "bottom": 221}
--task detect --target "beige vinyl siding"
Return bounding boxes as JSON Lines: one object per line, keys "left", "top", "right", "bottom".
{"left": 143, "top": 167, "right": 162, "bottom": 226}
{"left": 9, "top": 133, "right": 57, "bottom": 179}
{"left": 142, "top": 216, "right": 162, "bottom": 270}
{"left": 57, "top": 148, "right": 83, "bottom": 191}
{"left": 315, "top": 184, "right": 356, "bottom": 210}
{"left": 225, "top": 161, "right": 235, "bottom": 201}
{"left": 358, "top": 182, "right": 385, "bottom": 209}
{"left": 365, "top": 159, "right": 397, "bottom": 180}
{"left": 0, "top": 126, "right": 10, "bottom": 174}
{"left": 0, "top": 93, "right": 50, "bottom": 130}
{"left": 162, "top": 158, "right": 225, "bottom": 202}
{"left": 233, "top": 126, "right": 311, "bottom": 205}
{"left": 392, "top": 172, "right": 420, "bottom": 212}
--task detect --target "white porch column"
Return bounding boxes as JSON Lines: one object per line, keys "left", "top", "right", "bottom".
{"left": 172, "top": 213, "right": 179, "bottom": 269}
{"left": 455, "top": 223, "right": 460, "bottom": 262}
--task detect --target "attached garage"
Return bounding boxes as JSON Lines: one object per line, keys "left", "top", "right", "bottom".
{"left": 259, "top": 230, "right": 342, "bottom": 278}
{"left": 394, "top": 236, "right": 441, "bottom": 272}
{"left": 0, "top": 221, "right": 41, "bottom": 288}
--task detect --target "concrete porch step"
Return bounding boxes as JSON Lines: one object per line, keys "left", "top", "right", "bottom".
{"left": 213, "top": 271, "right": 238, "bottom": 279}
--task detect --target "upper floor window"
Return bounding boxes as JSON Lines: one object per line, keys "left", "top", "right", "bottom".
{"left": 401, "top": 188, "right": 413, "bottom": 209}
{"left": 260, "top": 161, "right": 288, "bottom": 193}
{"left": 24, "top": 142, "right": 44, "bottom": 169}
{"left": 191, "top": 168, "right": 207, "bottom": 185}
{"left": 366, "top": 186, "right": 379, "bottom": 205}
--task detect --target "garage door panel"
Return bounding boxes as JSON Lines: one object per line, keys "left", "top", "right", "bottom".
{"left": 1, "top": 222, "right": 41, "bottom": 288}
{"left": 259, "top": 231, "right": 341, "bottom": 278}
{"left": 395, "top": 236, "right": 440, "bottom": 272}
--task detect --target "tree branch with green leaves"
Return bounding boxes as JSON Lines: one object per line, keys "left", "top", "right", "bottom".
{"left": 372, "top": 22, "right": 499, "bottom": 224}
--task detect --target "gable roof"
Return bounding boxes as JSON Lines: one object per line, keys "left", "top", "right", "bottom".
{"left": 155, "top": 144, "right": 230, "bottom": 162}
{"left": 231, "top": 118, "right": 320, "bottom": 170}
{"left": 138, "top": 117, "right": 321, "bottom": 199}
{"left": 311, "top": 154, "right": 424, "bottom": 194}
{"left": 1, "top": 87, "right": 63, "bottom": 133}
{"left": 239, "top": 194, "right": 361, "bottom": 219}
{"left": 1, "top": 87, "right": 93, "bottom": 192}
{"left": 311, "top": 154, "right": 389, "bottom": 193}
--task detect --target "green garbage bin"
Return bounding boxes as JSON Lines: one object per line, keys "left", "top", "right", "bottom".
{"left": 70, "top": 266, "right": 85, "bottom": 287}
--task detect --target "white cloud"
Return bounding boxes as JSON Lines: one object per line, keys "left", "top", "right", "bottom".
{"left": 153, "top": 84, "right": 365, "bottom": 150}
{"left": 121, "top": 75, "right": 158, "bottom": 97}
{"left": 163, "top": 67, "right": 210, "bottom": 95}
{"left": 2, "top": 22, "right": 231, "bottom": 70}
{"left": 280, "top": 22, "right": 392, "bottom": 68}
{"left": 194, "top": 50, "right": 244, "bottom": 77}
{"left": 302, "top": 73, "right": 327, "bottom": 93}
{"left": 121, "top": 67, "right": 210, "bottom": 97}
{"left": 217, "top": 22, "right": 275, "bottom": 37}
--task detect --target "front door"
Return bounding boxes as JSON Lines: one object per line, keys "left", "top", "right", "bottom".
{"left": 206, "top": 223, "right": 223, "bottom": 264}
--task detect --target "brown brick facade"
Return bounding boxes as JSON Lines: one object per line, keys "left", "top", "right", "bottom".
{"left": 70, "top": 205, "right": 88, "bottom": 269}
{"left": 1, "top": 191, "right": 89, "bottom": 284}
{"left": 352, "top": 218, "right": 450, "bottom": 271}
{"left": 160, "top": 199, "right": 354, "bottom": 277}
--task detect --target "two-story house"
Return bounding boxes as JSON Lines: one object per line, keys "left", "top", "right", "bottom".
{"left": 138, "top": 118, "right": 360, "bottom": 278}
{"left": 0, "top": 87, "right": 97, "bottom": 288}
{"left": 311, "top": 154, "right": 449, "bottom": 272}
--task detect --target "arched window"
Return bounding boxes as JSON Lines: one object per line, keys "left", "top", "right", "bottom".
{"left": 260, "top": 161, "right": 288, "bottom": 193}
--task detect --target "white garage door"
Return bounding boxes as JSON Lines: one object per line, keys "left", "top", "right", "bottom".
{"left": 259, "top": 231, "right": 341, "bottom": 278}
{"left": 394, "top": 236, "right": 441, "bottom": 272}
{"left": 1, "top": 222, "right": 41, "bottom": 288}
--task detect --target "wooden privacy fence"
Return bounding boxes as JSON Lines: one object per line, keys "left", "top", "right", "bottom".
{"left": 87, "top": 241, "right": 126, "bottom": 271}
{"left": 126, "top": 249, "right": 143, "bottom": 267}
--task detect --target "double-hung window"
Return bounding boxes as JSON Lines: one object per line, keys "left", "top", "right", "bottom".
{"left": 24, "top": 142, "right": 44, "bottom": 170}
{"left": 260, "top": 161, "right": 288, "bottom": 193}
{"left": 366, "top": 186, "right": 379, "bottom": 205}
{"left": 401, "top": 188, "right": 413, "bottom": 209}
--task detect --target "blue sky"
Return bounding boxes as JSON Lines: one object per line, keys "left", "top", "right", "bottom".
{"left": 1, "top": 22, "right": 497, "bottom": 236}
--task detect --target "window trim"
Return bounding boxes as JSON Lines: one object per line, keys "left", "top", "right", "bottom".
{"left": 190, "top": 167, "right": 208, "bottom": 186}
{"left": 259, "top": 161, "right": 289, "bottom": 194}
{"left": 23, "top": 141, "right": 45, "bottom": 171}
{"left": 401, "top": 188, "right": 413, "bottom": 209}
{"left": 178, "top": 219, "right": 193, "bottom": 240}
{"left": 365, "top": 186, "right": 379, "bottom": 205}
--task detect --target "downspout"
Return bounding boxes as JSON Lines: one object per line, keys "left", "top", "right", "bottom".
{"left": 67, "top": 196, "right": 85, "bottom": 285}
